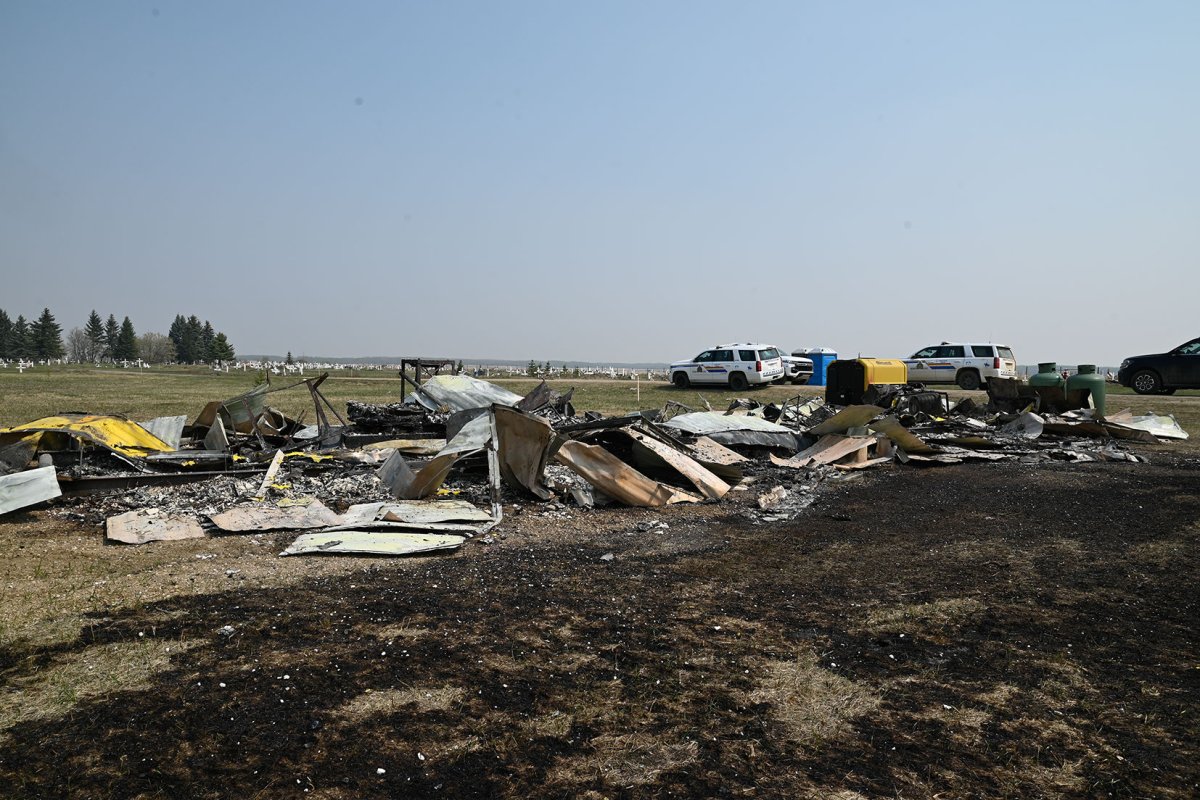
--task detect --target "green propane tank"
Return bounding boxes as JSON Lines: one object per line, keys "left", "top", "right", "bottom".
{"left": 1066, "top": 364, "right": 1107, "bottom": 416}
{"left": 1029, "top": 362, "right": 1066, "bottom": 390}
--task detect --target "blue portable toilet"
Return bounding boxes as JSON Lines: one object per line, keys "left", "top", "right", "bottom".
{"left": 798, "top": 347, "right": 838, "bottom": 386}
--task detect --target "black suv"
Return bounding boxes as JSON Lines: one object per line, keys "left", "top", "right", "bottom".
{"left": 1117, "top": 337, "right": 1200, "bottom": 394}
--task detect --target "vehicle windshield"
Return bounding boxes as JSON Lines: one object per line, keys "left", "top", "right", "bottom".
{"left": 758, "top": 348, "right": 780, "bottom": 359}
{"left": 1175, "top": 340, "right": 1200, "bottom": 355}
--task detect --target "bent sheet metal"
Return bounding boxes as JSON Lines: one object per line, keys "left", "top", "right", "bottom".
{"left": 0, "top": 414, "right": 176, "bottom": 467}
{"left": 554, "top": 439, "right": 702, "bottom": 507}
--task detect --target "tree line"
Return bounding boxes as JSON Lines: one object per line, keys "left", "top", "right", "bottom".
{"left": 0, "top": 308, "right": 236, "bottom": 365}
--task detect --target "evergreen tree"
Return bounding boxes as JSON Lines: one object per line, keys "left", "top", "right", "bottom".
{"left": 200, "top": 321, "right": 216, "bottom": 362}
{"left": 12, "top": 315, "right": 31, "bottom": 359}
{"left": 183, "top": 316, "right": 203, "bottom": 363}
{"left": 0, "top": 309, "right": 11, "bottom": 360}
{"left": 212, "top": 333, "right": 235, "bottom": 362}
{"left": 167, "top": 315, "right": 186, "bottom": 362}
{"left": 31, "top": 308, "right": 64, "bottom": 359}
{"left": 104, "top": 314, "right": 120, "bottom": 359}
{"left": 114, "top": 316, "right": 138, "bottom": 360}
{"left": 286, "top": 351, "right": 294, "bottom": 365}
{"left": 84, "top": 310, "right": 105, "bottom": 361}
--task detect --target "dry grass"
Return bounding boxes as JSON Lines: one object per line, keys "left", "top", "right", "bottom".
{"left": 862, "top": 597, "right": 987, "bottom": 635}
{"left": 336, "top": 685, "right": 466, "bottom": 720}
{"left": 0, "top": 637, "right": 201, "bottom": 735}
{"left": 549, "top": 733, "right": 700, "bottom": 789}
{"left": 748, "top": 652, "right": 880, "bottom": 748}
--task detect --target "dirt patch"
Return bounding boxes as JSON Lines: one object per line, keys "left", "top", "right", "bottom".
{"left": 0, "top": 457, "right": 1197, "bottom": 798}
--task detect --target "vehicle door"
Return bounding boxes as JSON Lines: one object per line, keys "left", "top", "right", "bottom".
{"left": 707, "top": 349, "right": 735, "bottom": 382}
{"left": 904, "top": 347, "right": 940, "bottom": 382}
{"left": 690, "top": 351, "right": 719, "bottom": 384}
{"left": 1164, "top": 338, "right": 1200, "bottom": 386}
{"left": 934, "top": 345, "right": 966, "bottom": 380}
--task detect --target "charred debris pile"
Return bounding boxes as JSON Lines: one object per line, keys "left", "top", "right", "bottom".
{"left": 0, "top": 373, "right": 1188, "bottom": 556}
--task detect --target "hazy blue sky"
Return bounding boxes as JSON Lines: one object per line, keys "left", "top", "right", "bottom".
{"left": 2, "top": 1, "right": 1197, "bottom": 365}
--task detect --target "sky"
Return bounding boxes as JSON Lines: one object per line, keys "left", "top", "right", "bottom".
{"left": 2, "top": 1, "right": 1198, "bottom": 366}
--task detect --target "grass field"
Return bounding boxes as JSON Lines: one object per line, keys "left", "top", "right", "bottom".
{"left": 3, "top": 364, "right": 1198, "bottom": 432}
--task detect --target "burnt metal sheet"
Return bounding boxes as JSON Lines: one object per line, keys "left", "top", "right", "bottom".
{"left": 377, "top": 449, "right": 467, "bottom": 500}
{"left": 516, "top": 380, "right": 553, "bottom": 413}
{"left": 770, "top": 435, "right": 876, "bottom": 468}
{"left": 494, "top": 406, "right": 553, "bottom": 499}
{"left": 685, "top": 436, "right": 747, "bottom": 482}
{"left": 0, "top": 414, "right": 176, "bottom": 466}
{"left": 281, "top": 531, "right": 464, "bottom": 557}
{"left": 1041, "top": 420, "right": 1158, "bottom": 443}
{"left": 868, "top": 417, "right": 934, "bottom": 452}
{"left": 339, "top": 500, "right": 493, "bottom": 527}
{"left": 107, "top": 509, "right": 206, "bottom": 545}
{"left": 407, "top": 375, "right": 523, "bottom": 413}
{"left": 140, "top": 416, "right": 187, "bottom": 450}
{"left": 660, "top": 412, "right": 799, "bottom": 451}
{"left": 1102, "top": 410, "right": 1189, "bottom": 441}
{"left": 0, "top": 466, "right": 62, "bottom": 515}
{"left": 622, "top": 427, "right": 729, "bottom": 500}
{"left": 554, "top": 439, "right": 702, "bottom": 507}
{"left": 376, "top": 414, "right": 491, "bottom": 500}
{"left": 999, "top": 412, "right": 1045, "bottom": 439}
{"left": 808, "top": 405, "right": 882, "bottom": 436}
{"left": 203, "top": 419, "right": 230, "bottom": 452}
{"left": 210, "top": 499, "right": 342, "bottom": 532}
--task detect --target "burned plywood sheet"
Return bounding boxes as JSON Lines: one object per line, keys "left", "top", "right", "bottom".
{"left": 280, "top": 531, "right": 464, "bottom": 557}
{"left": 660, "top": 413, "right": 799, "bottom": 451}
{"left": 210, "top": 500, "right": 342, "bottom": 532}
{"left": 554, "top": 440, "right": 702, "bottom": 507}
{"left": 0, "top": 466, "right": 62, "bottom": 516}
{"left": 107, "top": 509, "right": 206, "bottom": 545}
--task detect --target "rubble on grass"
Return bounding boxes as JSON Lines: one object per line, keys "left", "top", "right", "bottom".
{"left": 0, "top": 372, "right": 1189, "bottom": 557}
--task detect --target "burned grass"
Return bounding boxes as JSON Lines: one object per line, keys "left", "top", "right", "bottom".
{"left": 0, "top": 458, "right": 1197, "bottom": 798}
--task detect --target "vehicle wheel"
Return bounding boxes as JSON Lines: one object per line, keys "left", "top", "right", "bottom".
{"left": 672, "top": 371, "right": 690, "bottom": 389}
{"left": 1131, "top": 370, "right": 1162, "bottom": 395}
{"left": 956, "top": 369, "right": 982, "bottom": 390}
{"left": 729, "top": 372, "right": 749, "bottom": 391}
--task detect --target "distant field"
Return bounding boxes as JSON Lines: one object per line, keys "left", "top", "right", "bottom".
{"left": 1, "top": 365, "right": 1197, "bottom": 438}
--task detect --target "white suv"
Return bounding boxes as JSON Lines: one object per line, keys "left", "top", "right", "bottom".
{"left": 780, "top": 352, "right": 815, "bottom": 384}
{"left": 670, "top": 343, "right": 784, "bottom": 390}
{"left": 902, "top": 342, "right": 1017, "bottom": 390}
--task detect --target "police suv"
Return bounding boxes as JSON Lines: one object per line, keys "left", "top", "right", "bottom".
{"left": 669, "top": 343, "right": 785, "bottom": 390}
{"left": 902, "top": 342, "right": 1017, "bottom": 390}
